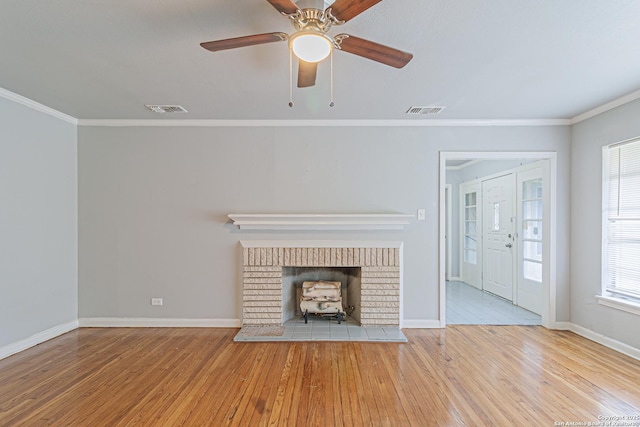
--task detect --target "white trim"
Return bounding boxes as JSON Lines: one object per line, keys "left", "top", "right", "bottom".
{"left": 0, "top": 320, "right": 79, "bottom": 361}
{"left": 0, "top": 87, "right": 78, "bottom": 125}
{"left": 553, "top": 322, "right": 640, "bottom": 361}
{"left": 239, "top": 240, "right": 403, "bottom": 248}
{"left": 445, "top": 184, "right": 453, "bottom": 281}
{"left": 596, "top": 295, "right": 640, "bottom": 316}
{"left": 443, "top": 152, "right": 556, "bottom": 161}
{"left": 440, "top": 154, "right": 447, "bottom": 325}
{"left": 445, "top": 159, "right": 482, "bottom": 171}
{"left": 2, "top": 81, "right": 639, "bottom": 129}
{"left": 571, "top": 88, "right": 640, "bottom": 125}
{"left": 448, "top": 276, "right": 462, "bottom": 282}
{"left": 76, "top": 119, "right": 571, "bottom": 128}
{"left": 78, "top": 317, "right": 241, "bottom": 328}
{"left": 229, "top": 213, "right": 413, "bottom": 231}
{"left": 401, "top": 319, "right": 443, "bottom": 329}
{"left": 552, "top": 321, "right": 573, "bottom": 330}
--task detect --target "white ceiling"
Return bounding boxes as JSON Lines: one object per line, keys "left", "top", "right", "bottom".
{"left": 2, "top": 0, "right": 640, "bottom": 121}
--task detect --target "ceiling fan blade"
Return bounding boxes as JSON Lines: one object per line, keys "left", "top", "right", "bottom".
{"left": 200, "top": 32, "right": 287, "bottom": 52}
{"left": 336, "top": 34, "right": 413, "bottom": 68}
{"left": 297, "top": 60, "right": 318, "bottom": 88}
{"left": 329, "top": 0, "right": 382, "bottom": 22}
{"left": 266, "top": 0, "right": 299, "bottom": 15}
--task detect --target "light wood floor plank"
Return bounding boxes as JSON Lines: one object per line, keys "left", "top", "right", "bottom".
{"left": 1, "top": 326, "right": 639, "bottom": 426}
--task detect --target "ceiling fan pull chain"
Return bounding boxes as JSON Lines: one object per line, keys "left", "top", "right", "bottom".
{"left": 329, "top": 49, "right": 335, "bottom": 107}
{"left": 289, "top": 46, "right": 294, "bottom": 107}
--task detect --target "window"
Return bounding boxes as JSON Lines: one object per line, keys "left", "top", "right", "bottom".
{"left": 603, "top": 138, "right": 640, "bottom": 302}
{"left": 522, "top": 178, "right": 543, "bottom": 282}
{"left": 493, "top": 202, "right": 500, "bottom": 231}
{"left": 464, "top": 191, "right": 478, "bottom": 264}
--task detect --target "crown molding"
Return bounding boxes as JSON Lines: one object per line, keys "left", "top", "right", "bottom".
{"left": 570, "top": 88, "right": 640, "bottom": 125}
{"left": 445, "top": 159, "right": 482, "bottom": 171}
{"left": 0, "top": 87, "right": 78, "bottom": 125}
{"left": 4, "top": 81, "right": 640, "bottom": 128}
{"left": 76, "top": 118, "right": 570, "bottom": 127}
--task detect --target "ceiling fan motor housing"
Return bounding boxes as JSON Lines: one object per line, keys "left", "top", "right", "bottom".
{"left": 290, "top": 7, "right": 340, "bottom": 33}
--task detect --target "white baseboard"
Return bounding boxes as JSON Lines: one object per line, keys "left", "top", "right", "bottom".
{"left": 448, "top": 276, "right": 462, "bottom": 282}
{"left": 78, "top": 317, "right": 241, "bottom": 328}
{"left": 552, "top": 321, "right": 573, "bottom": 330}
{"left": 0, "top": 320, "right": 79, "bottom": 361}
{"left": 402, "top": 319, "right": 443, "bottom": 329}
{"left": 551, "top": 321, "right": 640, "bottom": 361}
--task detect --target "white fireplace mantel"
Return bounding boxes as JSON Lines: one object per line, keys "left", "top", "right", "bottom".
{"left": 228, "top": 213, "right": 413, "bottom": 231}
{"left": 240, "top": 240, "right": 403, "bottom": 249}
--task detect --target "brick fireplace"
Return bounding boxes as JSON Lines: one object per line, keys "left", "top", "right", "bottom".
{"left": 240, "top": 241, "right": 403, "bottom": 327}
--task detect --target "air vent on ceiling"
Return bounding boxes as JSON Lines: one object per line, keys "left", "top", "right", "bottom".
{"left": 145, "top": 104, "right": 188, "bottom": 114}
{"left": 406, "top": 106, "right": 446, "bottom": 115}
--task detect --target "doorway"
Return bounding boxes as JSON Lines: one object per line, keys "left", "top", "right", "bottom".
{"left": 439, "top": 152, "right": 557, "bottom": 328}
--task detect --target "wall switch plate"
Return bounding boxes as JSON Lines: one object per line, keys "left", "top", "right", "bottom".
{"left": 151, "top": 298, "right": 163, "bottom": 306}
{"left": 417, "top": 209, "right": 426, "bottom": 221}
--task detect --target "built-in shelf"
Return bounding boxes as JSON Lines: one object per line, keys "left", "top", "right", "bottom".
{"left": 228, "top": 214, "right": 414, "bottom": 231}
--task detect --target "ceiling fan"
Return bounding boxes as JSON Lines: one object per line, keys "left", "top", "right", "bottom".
{"left": 200, "top": 0, "right": 413, "bottom": 92}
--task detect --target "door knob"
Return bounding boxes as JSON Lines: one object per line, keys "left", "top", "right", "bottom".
{"left": 505, "top": 243, "right": 513, "bottom": 248}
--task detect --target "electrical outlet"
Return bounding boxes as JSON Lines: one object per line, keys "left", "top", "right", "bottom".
{"left": 151, "top": 298, "right": 163, "bottom": 306}
{"left": 417, "top": 209, "right": 426, "bottom": 221}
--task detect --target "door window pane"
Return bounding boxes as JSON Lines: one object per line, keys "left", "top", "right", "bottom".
{"left": 465, "top": 221, "right": 477, "bottom": 235}
{"left": 464, "top": 190, "right": 478, "bottom": 265}
{"left": 464, "top": 236, "right": 477, "bottom": 251}
{"left": 523, "top": 200, "right": 542, "bottom": 219}
{"left": 465, "top": 192, "right": 476, "bottom": 206}
{"left": 522, "top": 177, "right": 543, "bottom": 283}
{"left": 465, "top": 207, "right": 476, "bottom": 221}
{"left": 523, "top": 241, "right": 542, "bottom": 261}
{"left": 464, "top": 249, "right": 477, "bottom": 264}
{"left": 524, "top": 261, "right": 542, "bottom": 282}
{"left": 523, "top": 178, "right": 542, "bottom": 200}
{"left": 522, "top": 221, "right": 542, "bottom": 239}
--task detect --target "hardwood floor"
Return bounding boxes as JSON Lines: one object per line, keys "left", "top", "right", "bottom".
{"left": 1, "top": 326, "right": 639, "bottom": 426}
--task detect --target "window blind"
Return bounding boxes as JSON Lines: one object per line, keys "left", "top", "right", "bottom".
{"left": 605, "top": 138, "right": 640, "bottom": 298}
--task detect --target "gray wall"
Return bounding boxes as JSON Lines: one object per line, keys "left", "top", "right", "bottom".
{"left": 78, "top": 125, "right": 571, "bottom": 324}
{"left": 0, "top": 97, "right": 77, "bottom": 349}
{"left": 571, "top": 97, "right": 640, "bottom": 349}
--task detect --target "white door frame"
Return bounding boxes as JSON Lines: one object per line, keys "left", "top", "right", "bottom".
{"left": 439, "top": 151, "right": 557, "bottom": 329}
{"left": 445, "top": 184, "right": 453, "bottom": 281}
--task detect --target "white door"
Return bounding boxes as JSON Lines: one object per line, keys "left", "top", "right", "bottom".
{"left": 482, "top": 174, "right": 515, "bottom": 301}
{"left": 460, "top": 181, "right": 481, "bottom": 288}
{"left": 516, "top": 167, "right": 544, "bottom": 314}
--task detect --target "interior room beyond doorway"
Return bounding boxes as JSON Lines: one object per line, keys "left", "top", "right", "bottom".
{"left": 440, "top": 152, "right": 556, "bottom": 328}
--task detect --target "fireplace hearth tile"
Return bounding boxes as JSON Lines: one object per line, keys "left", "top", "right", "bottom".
{"left": 233, "top": 315, "right": 407, "bottom": 342}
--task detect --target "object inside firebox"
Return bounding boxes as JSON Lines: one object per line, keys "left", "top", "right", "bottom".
{"left": 300, "top": 280, "right": 345, "bottom": 324}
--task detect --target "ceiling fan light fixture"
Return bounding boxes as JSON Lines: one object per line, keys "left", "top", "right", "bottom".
{"left": 290, "top": 32, "right": 333, "bottom": 63}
